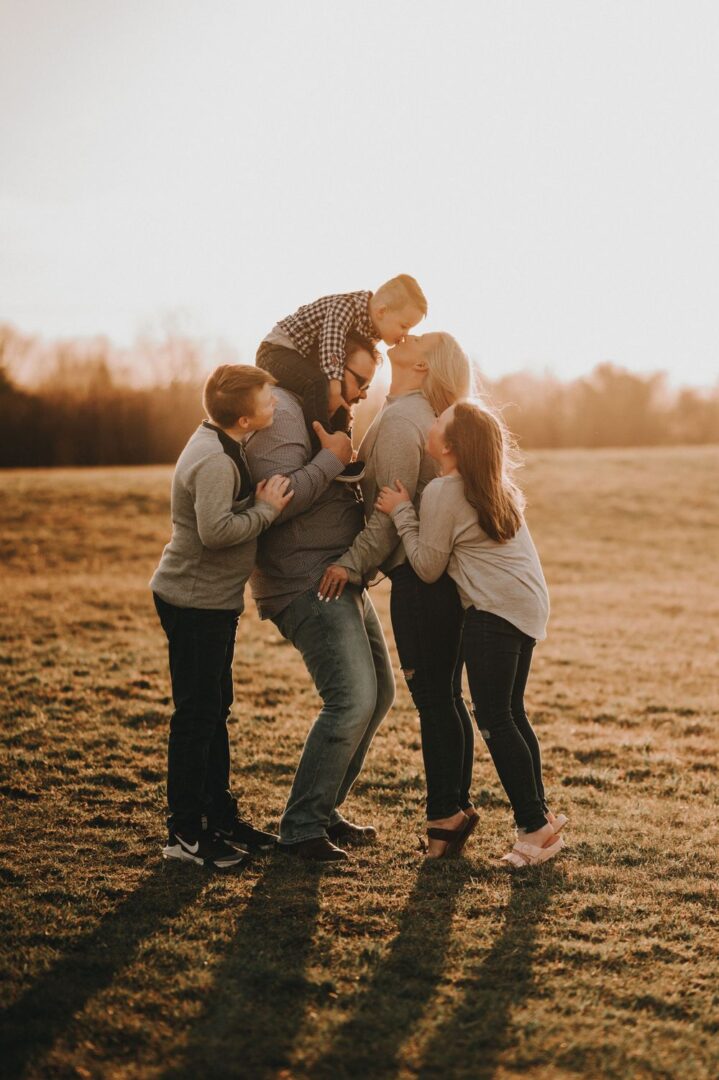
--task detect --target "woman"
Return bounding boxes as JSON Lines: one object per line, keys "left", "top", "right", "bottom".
{"left": 318, "top": 333, "right": 477, "bottom": 858}
{"left": 376, "top": 400, "right": 567, "bottom": 867}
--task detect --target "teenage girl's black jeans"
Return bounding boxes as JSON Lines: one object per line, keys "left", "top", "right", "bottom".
{"left": 389, "top": 562, "right": 474, "bottom": 820}
{"left": 256, "top": 341, "right": 350, "bottom": 454}
{"left": 154, "top": 594, "right": 239, "bottom": 835}
{"left": 463, "top": 607, "right": 548, "bottom": 832}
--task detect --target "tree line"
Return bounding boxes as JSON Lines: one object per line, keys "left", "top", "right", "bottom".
{"left": 0, "top": 323, "right": 717, "bottom": 468}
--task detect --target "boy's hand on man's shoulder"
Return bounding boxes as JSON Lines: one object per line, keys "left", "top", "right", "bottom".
{"left": 255, "top": 475, "right": 294, "bottom": 513}
{"left": 312, "top": 422, "right": 353, "bottom": 465}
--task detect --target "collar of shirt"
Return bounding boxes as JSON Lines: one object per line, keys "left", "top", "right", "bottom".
{"left": 202, "top": 420, "right": 253, "bottom": 498}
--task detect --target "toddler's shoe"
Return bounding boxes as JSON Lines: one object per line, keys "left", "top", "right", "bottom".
{"left": 335, "top": 460, "right": 366, "bottom": 483}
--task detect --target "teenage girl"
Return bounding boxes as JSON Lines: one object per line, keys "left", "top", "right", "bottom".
{"left": 376, "top": 400, "right": 567, "bottom": 867}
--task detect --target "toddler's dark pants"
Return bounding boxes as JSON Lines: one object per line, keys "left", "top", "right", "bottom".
{"left": 256, "top": 341, "right": 350, "bottom": 454}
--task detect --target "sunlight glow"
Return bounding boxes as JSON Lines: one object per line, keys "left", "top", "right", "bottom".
{"left": 1, "top": 1, "right": 718, "bottom": 388}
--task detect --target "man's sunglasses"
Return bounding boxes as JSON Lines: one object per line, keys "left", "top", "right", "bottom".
{"left": 344, "top": 365, "right": 371, "bottom": 392}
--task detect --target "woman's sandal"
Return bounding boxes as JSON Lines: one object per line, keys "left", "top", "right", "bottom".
{"left": 500, "top": 834, "right": 564, "bottom": 870}
{"left": 424, "top": 810, "right": 480, "bottom": 859}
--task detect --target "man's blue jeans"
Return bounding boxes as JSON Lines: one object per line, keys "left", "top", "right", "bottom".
{"left": 272, "top": 585, "right": 395, "bottom": 844}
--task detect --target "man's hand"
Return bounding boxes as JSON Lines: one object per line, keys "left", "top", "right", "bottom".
{"left": 312, "top": 422, "right": 352, "bottom": 465}
{"left": 318, "top": 564, "right": 350, "bottom": 601}
{"left": 255, "top": 475, "right": 294, "bottom": 512}
{"left": 328, "top": 378, "right": 350, "bottom": 417}
{"left": 375, "top": 480, "right": 411, "bottom": 515}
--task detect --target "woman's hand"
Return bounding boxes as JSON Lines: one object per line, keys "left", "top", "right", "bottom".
{"left": 375, "top": 480, "right": 411, "bottom": 515}
{"left": 318, "top": 564, "right": 350, "bottom": 601}
{"left": 255, "top": 475, "right": 294, "bottom": 512}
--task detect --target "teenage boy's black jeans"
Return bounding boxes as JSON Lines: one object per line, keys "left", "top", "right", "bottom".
{"left": 389, "top": 562, "right": 474, "bottom": 820}
{"left": 256, "top": 341, "right": 350, "bottom": 454}
{"left": 462, "top": 608, "right": 548, "bottom": 833}
{"left": 154, "top": 594, "right": 239, "bottom": 835}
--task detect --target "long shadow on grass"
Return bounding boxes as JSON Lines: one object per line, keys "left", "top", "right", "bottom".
{"left": 310, "top": 860, "right": 473, "bottom": 1080}
{"left": 164, "top": 855, "right": 321, "bottom": 1079}
{"left": 417, "top": 868, "right": 562, "bottom": 1079}
{"left": 0, "top": 863, "right": 208, "bottom": 1079}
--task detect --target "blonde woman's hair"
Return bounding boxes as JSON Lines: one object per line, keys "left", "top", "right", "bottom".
{"left": 374, "top": 274, "right": 428, "bottom": 315}
{"left": 444, "top": 401, "right": 525, "bottom": 542}
{"left": 422, "top": 333, "right": 472, "bottom": 416}
{"left": 203, "top": 364, "right": 276, "bottom": 428}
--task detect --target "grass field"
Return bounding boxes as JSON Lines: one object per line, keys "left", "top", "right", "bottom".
{"left": 1, "top": 446, "right": 718, "bottom": 1080}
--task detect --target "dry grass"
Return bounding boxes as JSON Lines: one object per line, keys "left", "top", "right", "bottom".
{"left": 1, "top": 446, "right": 718, "bottom": 1080}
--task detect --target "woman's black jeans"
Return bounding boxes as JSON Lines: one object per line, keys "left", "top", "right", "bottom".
{"left": 154, "top": 594, "right": 239, "bottom": 835}
{"left": 463, "top": 608, "right": 548, "bottom": 833}
{"left": 389, "top": 563, "right": 474, "bottom": 820}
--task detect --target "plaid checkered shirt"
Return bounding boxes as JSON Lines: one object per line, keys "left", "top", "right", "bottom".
{"left": 276, "top": 290, "right": 378, "bottom": 381}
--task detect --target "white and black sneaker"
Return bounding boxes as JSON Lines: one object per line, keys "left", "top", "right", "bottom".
{"left": 215, "top": 814, "right": 278, "bottom": 853}
{"left": 162, "top": 829, "right": 248, "bottom": 869}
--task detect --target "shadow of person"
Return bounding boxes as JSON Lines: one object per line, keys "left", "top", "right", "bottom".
{"left": 0, "top": 862, "right": 208, "bottom": 1080}
{"left": 417, "top": 866, "right": 563, "bottom": 1079}
{"left": 310, "top": 859, "right": 474, "bottom": 1080}
{"left": 164, "top": 854, "right": 322, "bottom": 1079}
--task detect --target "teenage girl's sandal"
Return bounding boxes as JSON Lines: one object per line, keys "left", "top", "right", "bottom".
{"left": 500, "top": 834, "right": 564, "bottom": 870}
{"left": 548, "top": 813, "right": 569, "bottom": 835}
{"left": 426, "top": 811, "right": 479, "bottom": 860}
{"left": 519, "top": 813, "right": 568, "bottom": 839}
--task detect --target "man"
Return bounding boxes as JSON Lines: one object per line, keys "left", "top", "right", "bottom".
{"left": 245, "top": 333, "right": 394, "bottom": 862}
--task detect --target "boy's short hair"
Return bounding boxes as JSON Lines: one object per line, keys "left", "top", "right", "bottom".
{"left": 374, "top": 274, "right": 428, "bottom": 316}
{"left": 203, "top": 364, "right": 276, "bottom": 428}
{"left": 346, "top": 331, "right": 382, "bottom": 366}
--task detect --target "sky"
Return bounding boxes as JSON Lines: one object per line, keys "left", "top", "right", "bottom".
{"left": 1, "top": 0, "right": 718, "bottom": 388}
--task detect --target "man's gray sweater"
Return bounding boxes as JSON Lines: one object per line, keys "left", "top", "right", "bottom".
{"left": 150, "top": 424, "right": 279, "bottom": 611}
{"left": 244, "top": 389, "right": 362, "bottom": 618}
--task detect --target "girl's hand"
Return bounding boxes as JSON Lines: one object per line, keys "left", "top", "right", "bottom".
{"left": 318, "top": 564, "right": 349, "bottom": 601}
{"left": 255, "top": 475, "right": 294, "bottom": 512}
{"left": 375, "top": 480, "right": 411, "bottom": 514}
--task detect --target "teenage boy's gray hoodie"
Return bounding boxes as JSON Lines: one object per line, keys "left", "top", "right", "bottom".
{"left": 150, "top": 424, "right": 278, "bottom": 611}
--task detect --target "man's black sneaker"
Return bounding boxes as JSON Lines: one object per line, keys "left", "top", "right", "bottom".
{"left": 327, "top": 820, "right": 377, "bottom": 846}
{"left": 215, "top": 814, "right": 278, "bottom": 853}
{"left": 162, "top": 830, "right": 248, "bottom": 870}
{"left": 335, "top": 460, "right": 366, "bottom": 483}
{"left": 276, "top": 836, "right": 349, "bottom": 862}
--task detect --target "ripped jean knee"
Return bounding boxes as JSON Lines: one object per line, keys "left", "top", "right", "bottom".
{"left": 470, "top": 701, "right": 507, "bottom": 742}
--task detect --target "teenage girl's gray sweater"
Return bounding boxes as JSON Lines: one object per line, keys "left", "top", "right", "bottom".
{"left": 391, "top": 474, "right": 550, "bottom": 640}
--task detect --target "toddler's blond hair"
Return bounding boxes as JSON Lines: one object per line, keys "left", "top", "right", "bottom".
{"left": 374, "top": 274, "right": 428, "bottom": 315}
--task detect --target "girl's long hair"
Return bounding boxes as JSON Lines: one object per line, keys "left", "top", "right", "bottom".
{"left": 422, "top": 333, "right": 472, "bottom": 416}
{"left": 444, "top": 401, "right": 526, "bottom": 542}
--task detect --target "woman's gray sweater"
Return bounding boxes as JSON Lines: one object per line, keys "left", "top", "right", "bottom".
{"left": 337, "top": 389, "right": 438, "bottom": 584}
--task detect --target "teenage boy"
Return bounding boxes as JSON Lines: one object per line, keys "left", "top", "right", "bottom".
{"left": 150, "top": 364, "right": 293, "bottom": 869}
{"left": 256, "top": 274, "right": 427, "bottom": 479}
